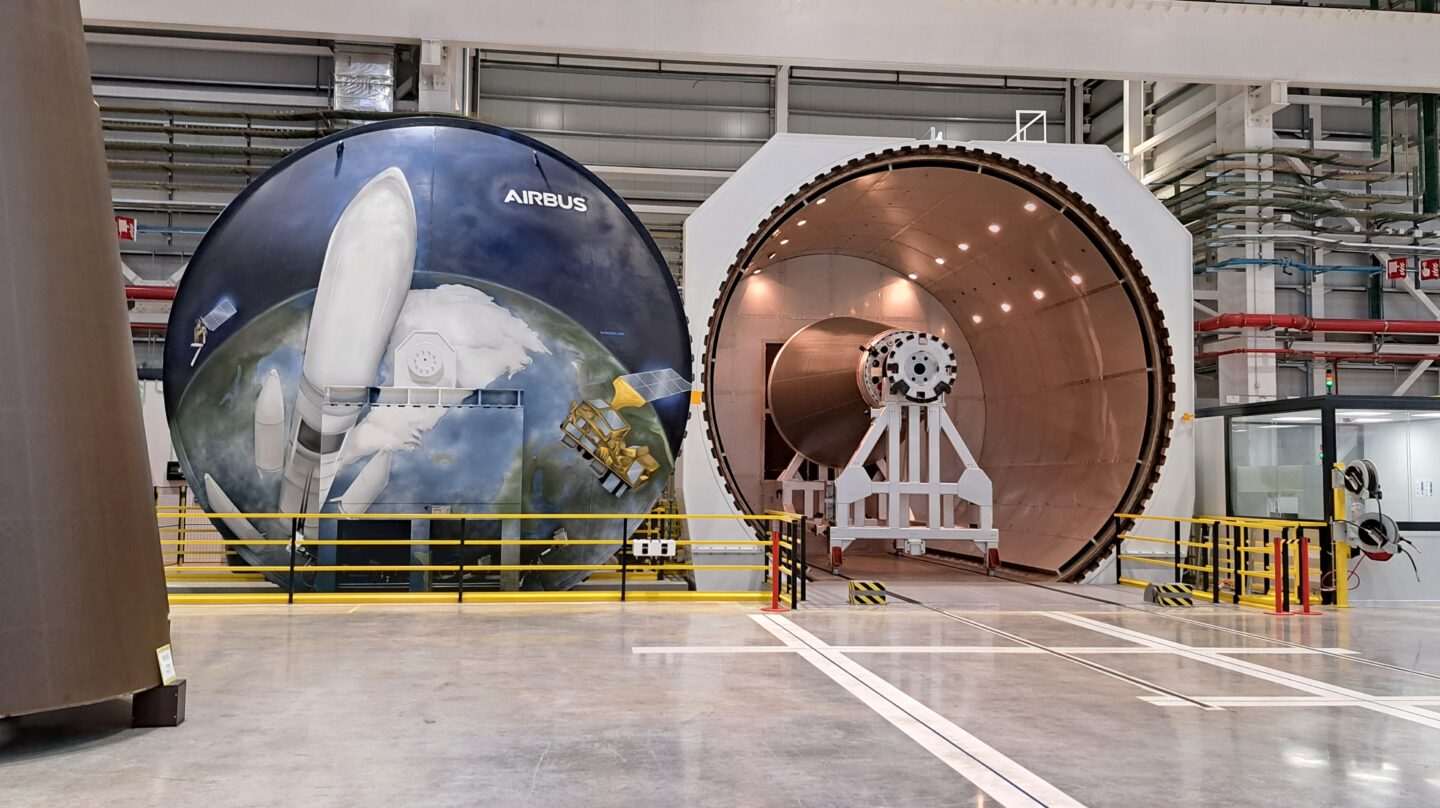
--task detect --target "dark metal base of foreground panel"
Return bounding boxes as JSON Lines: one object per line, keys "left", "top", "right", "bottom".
{"left": 132, "top": 680, "right": 186, "bottom": 728}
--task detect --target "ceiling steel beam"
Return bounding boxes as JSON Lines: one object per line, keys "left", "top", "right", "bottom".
{"left": 81, "top": 0, "right": 1440, "bottom": 92}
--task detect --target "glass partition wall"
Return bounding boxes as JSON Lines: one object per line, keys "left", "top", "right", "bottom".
{"left": 1201, "top": 396, "right": 1440, "bottom": 531}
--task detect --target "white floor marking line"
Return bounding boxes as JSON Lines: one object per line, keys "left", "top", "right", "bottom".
{"left": 631, "top": 644, "right": 1358, "bottom": 656}
{"left": 751, "top": 614, "right": 1087, "bottom": 808}
{"left": 1141, "top": 695, "right": 1440, "bottom": 708}
{"left": 1042, "top": 612, "right": 1440, "bottom": 730}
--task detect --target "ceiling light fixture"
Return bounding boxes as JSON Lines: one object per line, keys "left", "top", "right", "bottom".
{"left": 971, "top": 314, "right": 982, "bottom": 324}
{"left": 1032, "top": 289, "right": 1045, "bottom": 300}
{"left": 767, "top": 252, "right": 776, "bottom": 259}
{"left": 935, "top": 257, "right": 945, "bottom": 265}
{"left": 815, "top": 197, "right": 827, "bottom": 205}
{"left": 1070, "top": 273, "right": 1083, "bottom": 285}
{"left": 988, "top": 223, "right": 1001, "bottom": 233}
{"left": 1000, "top": 302, "right": 1012, "bottom": 313}
{"left": 958, "top": 242, "right": 971, "bottom": 251}
{"left": 1024, "top": 201, "right": 1038, "bottom": 212}
{"left": 798, "top": 219, "right": 807, "bottom": 226}
{"left": 780, "top": 239, "right": 790, "bottom": 245}
{"left": 907, "top": 273, "right": 919, "bottom": 280}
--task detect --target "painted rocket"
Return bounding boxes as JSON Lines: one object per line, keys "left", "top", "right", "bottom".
{"left": 278, "top": 166, "right": 417, "bottom": 516}
{"left": 254, "top": 368, "right": 286, "bottom": 476}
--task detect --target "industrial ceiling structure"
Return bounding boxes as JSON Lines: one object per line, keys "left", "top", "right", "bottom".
{"left": 87, "top": 0, "right": 1440, "bottom": 405}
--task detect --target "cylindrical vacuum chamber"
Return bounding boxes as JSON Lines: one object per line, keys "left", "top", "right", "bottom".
{"left": 687, "top": 142, "right": 1188, "bottom": 580}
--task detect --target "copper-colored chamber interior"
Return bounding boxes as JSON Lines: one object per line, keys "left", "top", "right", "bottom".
{"left": 704, "top": 147, "right": 1173, "bottom": 580}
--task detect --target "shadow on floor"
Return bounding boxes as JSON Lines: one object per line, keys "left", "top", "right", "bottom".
{"left": 0, "top": 698, "right": 142, "bottom": 764}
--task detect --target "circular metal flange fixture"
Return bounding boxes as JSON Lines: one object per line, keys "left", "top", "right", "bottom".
{"left": 860, "top": 330, "right": 958, "bottom": 406}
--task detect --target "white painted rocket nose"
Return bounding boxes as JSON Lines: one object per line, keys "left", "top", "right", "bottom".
{"left": 254, "top": 368, "right": 286, "bottom": 475}
{"left": 303, "top": 166, "right": 418, "bottom": 389}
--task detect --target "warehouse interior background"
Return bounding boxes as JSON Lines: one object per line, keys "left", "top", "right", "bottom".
{"left": 8, "top": 1, "right": 1440, "bottom": 807}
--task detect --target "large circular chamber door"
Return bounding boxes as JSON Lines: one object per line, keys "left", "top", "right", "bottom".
{"left": 702, "top": 145, "right": 1174, "bottom": 580}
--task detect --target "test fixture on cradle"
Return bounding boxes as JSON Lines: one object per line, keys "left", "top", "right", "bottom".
{"left": 776, "top": 323, "right": 997, "bottom": 562}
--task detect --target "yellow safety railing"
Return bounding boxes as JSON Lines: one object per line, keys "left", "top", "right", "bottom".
{"left": 1112, "top": 513, "right": 1347, "bottom": 612}
{"left": 155, "top": 506, "right": 805, "bottom": 607}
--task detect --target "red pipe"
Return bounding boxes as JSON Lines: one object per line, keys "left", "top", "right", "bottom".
{"left": 1196, "top": 312, "right": 1440, "bottom": 335}
{"left": 1197, "top": 347, "right": 1440, "bottom": 364}
{"left": 130, "top": 322, "right": 167, "bottom": 332}
{"left": 125, "top": 285, "right": 177, "bottom": 301}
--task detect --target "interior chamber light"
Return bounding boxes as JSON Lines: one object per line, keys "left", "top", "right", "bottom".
{"left": 1070, "top": 273, "right": 1083, "bottom": 285}
{"left": 798, "top": 219, "right": 807, "bottom": 226}
{"left": 935, "top": 257, "right": 946, "bottom": 265}
{"left": 1032, "top": 289, "right": 1046, "bottom": 300}
{"left": 907, "top": 273, "right": 919, "bottom": 280}
{"left": 1024, "top": 201, "right": 1038, "bottom": 212}
{"left": 815, "top": 197, "right": 827, "bottom": 205}
{"left": 1000, "top": 302, "right": 1012, "bottom": 313}
{"left": 971, "top": 314, "right": 983, "bottom": 324}
{"left": 780, "top": 239, "right": 790, "bottom": 245}
{"left": 958, "top": 242, "right": 971, "bottom": 251}
{"left": 988, "top": 223, "right": 1001, "bottom": 233}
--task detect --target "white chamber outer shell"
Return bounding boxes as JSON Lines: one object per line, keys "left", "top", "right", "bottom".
{"left": 280, "top": 166, "right": 418, "bottom": 514}
{"left": 254, "top": 368, "right": 286, "bottom": 475}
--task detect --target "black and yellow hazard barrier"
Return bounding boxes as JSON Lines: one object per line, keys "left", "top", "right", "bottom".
{"left": 848, "top": 580, "right": 887, "bottom": 605}
{"left": 1143, "top": 582, "right": 1194, "bottom": 608}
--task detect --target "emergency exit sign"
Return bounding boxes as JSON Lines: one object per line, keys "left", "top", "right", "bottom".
{"left": 115, "top": 215, "right": 137, "bottom": 240}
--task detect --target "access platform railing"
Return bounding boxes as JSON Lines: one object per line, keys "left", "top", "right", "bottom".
{"left": 1113, "top": 513, "right": 1347, "bottom": 613}
{"left": 155, "top": 506, "right": 805, "bottom": 607}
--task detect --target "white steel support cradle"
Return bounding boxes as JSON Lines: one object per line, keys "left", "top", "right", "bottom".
{"left": 831, "top": 399, "right": 997, "bottom": 556}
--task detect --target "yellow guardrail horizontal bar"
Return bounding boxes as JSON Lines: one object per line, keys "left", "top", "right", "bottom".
{"left": 167, "top": 590, "right": 772, "bottom": 606}
{"left": 1117, "top": 555, "right": 1214, "bottom": 574}
{"left": 158, "top": 511, "right": 800, "bottom": 522}
{"left": 1115, "top": 512, "right": 1327, "bottom": 529}
{"left": 1117, "top": 533, "right": 1215, "bottom": 549}
{"left": 163, "top": 573, "right": 265, "bottom": 581}
{"left": 157, "top": 538, "right": 771, "bottom": 547}
{"left": 163, "top": 564, "right": 766, "bottom": 574}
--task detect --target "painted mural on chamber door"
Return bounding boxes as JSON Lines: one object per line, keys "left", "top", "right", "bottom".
{"left": 163, "top": 118, "right": 691, "bottom": 591}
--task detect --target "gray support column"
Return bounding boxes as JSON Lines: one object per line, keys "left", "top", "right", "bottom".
{"left": 1214, "top": 83, "right": 1287, "bottom": 403}
{"left": 0, "top": 0, "right": 172, "bottom": 718}
{"left": 774, "top": 64, "right": 791, "bottom": 134}
{"left": 1122, "top": 80, "right": 1147, "bottom": 179}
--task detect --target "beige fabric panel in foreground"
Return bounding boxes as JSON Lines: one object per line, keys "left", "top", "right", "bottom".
{"left": 0, "top": 0, "right": 172, "bottom": 718}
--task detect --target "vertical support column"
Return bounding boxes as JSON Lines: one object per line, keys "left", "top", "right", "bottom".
{"left": 773, "top": 64, "right": 790, "bottom": 135}
{"left": 1214, "top": 83, "right": 1286, "bottom": 404}
{"left": 926, "top": 404, "right": 941, "bottom": 526}
{"left": 1069, "top": 78, "right": 1088, "bottom": 144}
{"left": 887, "top": 406, "right": 902, "bottom": 531}
{"left": 1122, "top": 80, "right": 1147, "bottom": 180}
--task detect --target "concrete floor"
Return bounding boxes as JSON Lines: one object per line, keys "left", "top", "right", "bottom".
{"left": 4, "top": 578, "right": 1440, "bottom": 807}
